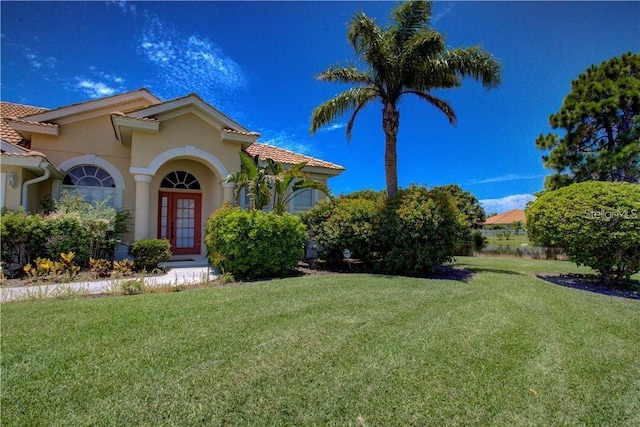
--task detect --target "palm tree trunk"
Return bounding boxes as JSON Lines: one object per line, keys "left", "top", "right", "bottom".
{"left": 383, "top": 103, "right": 400, "bottom": 198}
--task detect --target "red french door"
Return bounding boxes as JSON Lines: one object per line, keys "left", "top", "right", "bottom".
{"left": 158, "top": 192, "right": 202, "bottom": 255}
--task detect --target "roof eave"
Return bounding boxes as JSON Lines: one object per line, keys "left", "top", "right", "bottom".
{"left": 111, "top": 114, "right": 160, "bottom": 145}
{"left": 6, "top": 119, "right": 59, "bottom": 141}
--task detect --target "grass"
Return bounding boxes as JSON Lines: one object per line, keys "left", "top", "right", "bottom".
{"left": 2, "top": 257, "right": 639, "bottom": 426}
{"left": 484, "top": 233, "right": 531, "bottom": 247}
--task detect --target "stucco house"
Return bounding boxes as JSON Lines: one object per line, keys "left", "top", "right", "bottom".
{"left": 0, "top": 89, "right": 344, "bottom": 257}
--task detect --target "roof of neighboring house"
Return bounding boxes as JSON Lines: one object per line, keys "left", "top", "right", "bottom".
{"left": 484, "top": 209, "right": 526, "bottom": 226}
{"left": 1, "top": 102, "right": 49, "bottom": 147}
{"left": 244, "top": 143, "right": 345, "bottom": 171}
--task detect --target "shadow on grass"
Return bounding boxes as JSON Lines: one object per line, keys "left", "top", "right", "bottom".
{"left": 537, "top": 273, "right": 640, "bottom": 300}
{"left": 299, "top": 260, "right": 475, "bottom": 283}
{"left": 456, "top": 267, "right": 525, "bottom": 276}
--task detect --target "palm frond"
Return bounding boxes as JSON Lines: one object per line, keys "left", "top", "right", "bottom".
{"left": 390, "top": 0, "right": 432, "bottom": 44}
{"left": 310, "top": 86, "right": 378, "bottom": 134}
{"left": 443, "top": 47, "right": 502, "bottom": 89}
{"left": 346, "top": 95, "right": 377, "bottom": 140}
{"left": 316, "top": 66, "right": 372, "bottom": 84}
{"left": 239, "top": 151, "right": 261, "bottom": 178}
{"left": 347, "top": 12, "right": 383, "bottom": 55}
{"left": 403, "top": 90, "right": 457, "bottom": 126}
{"left": 404, "top": 31, "right": 445, "bottom": 62}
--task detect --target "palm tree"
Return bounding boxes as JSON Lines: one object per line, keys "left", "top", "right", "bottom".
{"left": 266, "top": 159, "right": 331, "bottom": 214}
{"left": 226, "top": 151, "right": 331, "bottom": 213}
{"left": 310, "top": 0, "right": 501, "bottom": 198}
{"left": 226, "top": 151, "right": 272, "bottom": 210}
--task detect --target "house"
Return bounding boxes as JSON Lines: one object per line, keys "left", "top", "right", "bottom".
{"left": 1, "top": 89, "right": 344, "bottom": 257}
{"left": 483, "top": 209, "right": 526, "bottom": 227}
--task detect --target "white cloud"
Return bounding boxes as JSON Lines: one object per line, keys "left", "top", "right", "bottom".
{"left": 24, "top": 50, "right": 57, "bottom": 70}
{"left": 109, "top": 1, "right": 136, "bottom": 15}
{"left": 75, "top": 79, "right": 118, "bottom": 98}
{"left": 319, "top": 122, "right": 346, "bottom": 132}
{"left": 74, "top": 70, "right": 126, "bottom": 98}
{"left": 466, "top": 173, "right": 544, "bottom": 186}
{"left": 432, "top": 1, "right": 456, "bottom": 24}
{"left": 258, "top": 129, "right": 316, "bottom": 156}
{"left": 139, "top": 14, "right": 247, "bottom": 103}
{"left": 479, "top": 194, "right": 536, "bottom": 214}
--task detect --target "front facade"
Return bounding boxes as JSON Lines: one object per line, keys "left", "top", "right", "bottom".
{"left": 1, "top": 89, "right": 344, "bottom": 257}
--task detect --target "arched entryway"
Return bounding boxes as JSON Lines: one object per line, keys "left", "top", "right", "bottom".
{"left": 158, "top": 171, "right": 202, "bottom": 255}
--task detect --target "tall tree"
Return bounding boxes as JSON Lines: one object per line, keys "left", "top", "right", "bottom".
{"left": 310, "top": 0, "right": 501, "bottom": 198}
{"left": 436, "top": 184, "right": 486, "bottom": 229}
{"left": 536, "top": 52, "right": 640, "bottom": 190}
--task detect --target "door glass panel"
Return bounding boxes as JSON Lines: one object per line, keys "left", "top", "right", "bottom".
{"left": 160, "top": 196, "right": 168, "bottom": 239}
{"left": 175, "top": 197, "right": 195, "bottom": 248}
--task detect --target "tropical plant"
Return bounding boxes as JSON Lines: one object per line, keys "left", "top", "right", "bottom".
{"left": 535, "top": 52, "right": 640, "bottom": 190}
{"left": 265, "top": 158, "right": 330, "bottom": 214}
{"left": 226, "top": 151, "right": 273, "bottom": 210}
{"left": 226, "top": 152, "right": 330, "bottom": 213}
{"left": 310, "top": 0, "right": 500, "bottom": 198}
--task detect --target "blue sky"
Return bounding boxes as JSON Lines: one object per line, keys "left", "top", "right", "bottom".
{"left": 2, "top": 1, "right": 639, "bottom": 213}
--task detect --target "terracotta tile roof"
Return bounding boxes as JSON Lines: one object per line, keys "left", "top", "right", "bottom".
{"left": 224, "top": 127, "right": 260, "bottom": 137}
{"left": 110, "top": 111, "right": 160, "bottom": 123}
{"left": 1, "top": 150, "right": 48, "bottom": 158}
{"left": 244, "top": 143, "right": 345, "bottom": 171}
{"left": 1, "top": 102, "right": 49, "bottom": 146}
{"left": 484, "top": 209, "right": 526, "bottom": 225}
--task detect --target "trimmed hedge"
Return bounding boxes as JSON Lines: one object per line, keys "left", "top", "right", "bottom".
{"left": 302, "top": 185, "right": 466, "bottom": 275}
{"left": 205, "top": 206, "right": 306, "bottom": 280}
{"left": 128, "top": 239, "right": 171, "bottom": 272}
{"left": 376, "top": 185, "right": 466, "bottom": 275}
{"left": 526, "top": 181, "right": 640, "bottom": 286}
{"left": 301, "top": 197, "right": 381, "bottom": 264}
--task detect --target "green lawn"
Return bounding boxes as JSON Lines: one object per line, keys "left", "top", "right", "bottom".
{"left": 484, "top": 233, "right": 531, "bottom": 247}
{"left": 2, "top": 257, "right": 639, "bottom": 426}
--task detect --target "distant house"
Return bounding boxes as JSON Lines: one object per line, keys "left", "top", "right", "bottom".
{"left": 483, "top": 209, "right": 526, "bottom": 227}
{"left": 0, "top": 89, "right": 344, "bottom": 257}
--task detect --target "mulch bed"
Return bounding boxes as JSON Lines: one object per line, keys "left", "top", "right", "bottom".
{"left": 536, "top": 273, "right": 640, "bottom": 300}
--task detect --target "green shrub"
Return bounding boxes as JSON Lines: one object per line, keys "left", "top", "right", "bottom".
{"left": 0, "top": 210, "right": 49, "bottom": 268}
{"left": 45, "top": 213, "right": 91, "bottom": 263}
{"left": 0, "top": 192, "right": 130, "bottom": 271}
{"left": 375, "top": 185, "right": 465, "bottom": 275}
{"left": 54, "top": 192, "right": 130, "bottom": 261}
{"left": 472, "top": 230, "right": 488, "bottom": 252}
{"left": 301, "top": 196, "right": 381, "bottom": 263}
{"left": 526, "top": 181, "right": 640, "bottom": 286}
{"left": 205, "top": 205, "right": 306, "bottom": 280}
{"left": 119, "top": 278, "right": 146, "bottom": 295}
{"left": 129, "top": 239, "right": 171, "bottom": 272}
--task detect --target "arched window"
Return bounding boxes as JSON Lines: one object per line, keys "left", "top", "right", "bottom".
{"left": 160, "top": 171, "right": 201, "bottom": 190}
{"left": 62, "top": 165, "right": 116, "bottom": 206}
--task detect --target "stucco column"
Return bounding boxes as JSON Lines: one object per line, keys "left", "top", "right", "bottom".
{"left": 133, "top": 174, "right": 153, "bottom": 241}
{"left": 222, "top": 181, "right": 236, "bottom": 204}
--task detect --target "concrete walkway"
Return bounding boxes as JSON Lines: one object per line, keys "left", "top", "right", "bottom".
{"left": 1, "top": 258, "right": 217, "bottom": 303}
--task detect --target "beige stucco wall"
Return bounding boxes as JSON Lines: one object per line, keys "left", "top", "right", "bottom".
{"left": 1, "top": 166, "right": 23, "bottom": 210}
{"left": 130, "top": 112, "right": 242, "bottom": 177}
